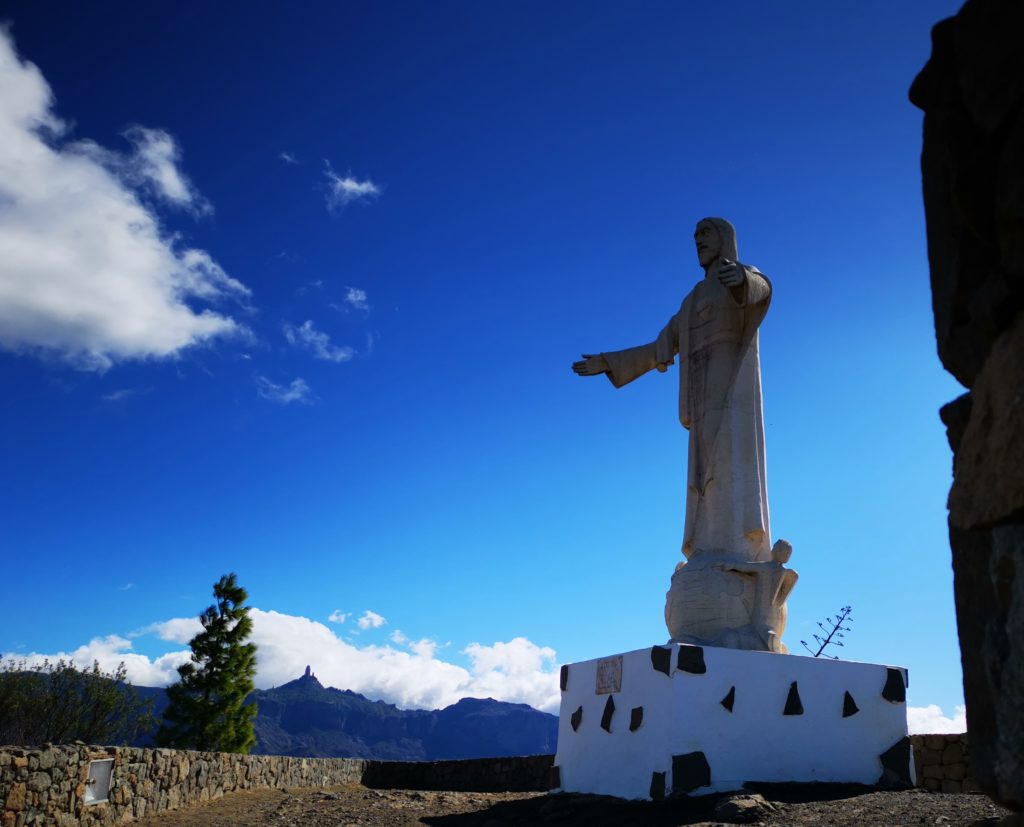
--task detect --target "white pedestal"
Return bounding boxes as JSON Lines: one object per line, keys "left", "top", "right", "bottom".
{"left": 553, "top": 643, "right": 913, "bottom": 800}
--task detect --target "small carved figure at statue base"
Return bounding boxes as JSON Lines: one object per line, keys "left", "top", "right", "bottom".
{"left": 666, "top": 540, "right": 797, "bottom": 652}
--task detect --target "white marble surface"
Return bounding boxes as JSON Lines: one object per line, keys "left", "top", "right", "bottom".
{"left": 554, "top": 644, "right": 912, "bottom": 800}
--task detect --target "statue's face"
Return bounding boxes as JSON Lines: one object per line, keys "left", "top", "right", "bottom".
{"left": 694, "top": 222, "right": 721, "bottom": 268}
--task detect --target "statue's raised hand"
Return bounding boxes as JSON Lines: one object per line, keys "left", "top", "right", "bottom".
{"left": 572, "top": 353, "right": 609, "bottom": 376}
{"left": 716, "top": 258, "right": 745, "bottom": 288}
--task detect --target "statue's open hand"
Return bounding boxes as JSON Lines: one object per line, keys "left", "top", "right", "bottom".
{"left": 716, "top": 258, "right": 745, "bottom": 288}
{"left": 572, "top": 353, "right": 609, "bottom": 376}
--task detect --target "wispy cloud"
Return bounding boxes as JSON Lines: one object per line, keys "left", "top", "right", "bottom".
{"left": 344, "top": 287, "right": 370, "bottom": 312}
{"left": 328, "top": 610, "right": 348, "bottom": 624}
{"left": 117, "top": 583, "right": 135, "bottom": 591}
{"left": 283, "top": 320, "right": 354, "bottom": 363}
{"left": 256, "top": 376, "right": 313, "bottom": 405}
{"left": 357, "top": 610, "right": 387, "bottom": 630}
{"left": 0, "top": 29, "right": 248, "bottom": 371}
{"left": 279, "top": 151, "right": 298, "bottom": 165}
{"left": 17, "top": 609, "right": 563, "bottom": 712}
{"left": 102, "top": 388, "right": 144, "bottom": 403}
{"left": 124, "top": 126, "right": 211, "bottom": 213}
{"left": 324, "top": 161, "right": 380, "bottom": 210}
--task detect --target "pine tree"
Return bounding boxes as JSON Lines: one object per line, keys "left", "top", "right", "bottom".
{"left": 157, "top": 573, "right": 258, "bottom": 753}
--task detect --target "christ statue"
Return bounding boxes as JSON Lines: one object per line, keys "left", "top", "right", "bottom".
{"left": 572, "top": 217, "right": 795, "bottom": 650}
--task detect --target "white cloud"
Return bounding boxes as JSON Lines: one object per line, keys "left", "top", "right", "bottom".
{"left": 283, "top": 320, "right": 354, "bottom": 363}
{"left": 409, "top": 638, "right": 438, "bottom": 659}
{"left": 328, "top": 610, "right": 348, "bottom": 624}
{"left": 357, "top": 610, "right": 387, "bottom": 630}
{"left": 390, "top": 630, "right": 408, "bottom": 645}
{"left": 14, "top": 635, "right": 191, "bottom": 688}
{"left": 279, "top": 151, "right": 297, "bottom": 165}
{"left": 18, "top": 610, "right": 563, "bottom": 712}
{"left": 324, "top": 161, "right": 380, "bottom": 209}
{"left": 256, "top": 376, "right": 313, "bottom": 405}
{"left": 907, "top": 704, "right": 967, "bottom": 735}
{"left": 0, "top": 30, "right": 248, "bottom": 370}
{"left": 344, "top": 287, "right": 369, "bottom": 312}
{"left": 144, "top": 617, "right": 204, "bottom": 644}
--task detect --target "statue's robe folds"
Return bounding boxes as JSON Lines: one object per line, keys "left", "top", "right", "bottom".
{"left": 602, "top": 268, "right": 772, "bottom": 563}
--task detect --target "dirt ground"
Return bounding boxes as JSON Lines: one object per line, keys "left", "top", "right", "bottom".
{"left": 132, "top": 784, "right": 1014, "bottom": 827}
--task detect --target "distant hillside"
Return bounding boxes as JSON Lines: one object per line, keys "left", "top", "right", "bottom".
{"left": 250, "top": 667, "right": 558, "bottom": 760}
{"left": 131, "top": 667, "right": 557, "bottom": 759}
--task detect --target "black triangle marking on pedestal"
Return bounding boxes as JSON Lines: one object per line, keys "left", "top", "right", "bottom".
{"left": 559, "top": 664, "right": 568, "bottom": 692}
{"left": 843, "top": 690, "right": 860, "bottom": 717}
{"left": 784, "top": 681, "right": 804, "bottom": 715}
{"left": 676, "top": 645, "right": 707, "bottom": 674}
{"left": 882, "top": 668, "right": 906, "bottom": 703}
{"left": 651, "top": 645, "right": 672, "bottom": 676}
{"left": 629, "top": 706, "right": 644, "bottom": 731}
{"left": 600, "top": 695, "right": 615, "bottom": 732}
{"left": 570, "top": 706, "right": 583, "bottom": 731}
{"left": 720, "top": 686, "right": 736, "bottom": 712}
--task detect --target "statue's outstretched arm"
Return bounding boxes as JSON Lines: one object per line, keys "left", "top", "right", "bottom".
{"left": 572, "top": 312, "right": 680, "bottom": 389}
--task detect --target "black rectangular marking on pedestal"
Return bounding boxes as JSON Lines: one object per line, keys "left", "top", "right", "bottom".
{"left": 671, "top": 751, "right": 711, "bottom": 794}
{"left": 548, "top": 765, "right": 561, "bottom": 790}
{"left": 784, "top": 681, "right": 804, "bottom": 715}
{"left": 878, "top": 736, "right": 913, "bottom": 788}
{"left": 650, "top": 645, "right": 672, "bottom": 676}
{"left": 650, "top": 771, "right": 666, "bottom": 801}
{"left": 600, "top": 695, "right": 615, "bottom": 732}
{"left": 570, "top": 705, "right": 583, "bottom": 731}
{"left": 629, "top": 706, "right": 644, "bottom": 731}
{"left": 676, "top": 645, "right": 707, "bottom": 674}
{"left": 559, "top": 664, "right": 568, "bottom": 692}
{"left": 882, "top": 667, "right": 906, "bottom": 703}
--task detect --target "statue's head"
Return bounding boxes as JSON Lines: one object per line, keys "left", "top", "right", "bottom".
{"left": 694, "top": 217, "right": 739, "bottom": 268}
{"left": 771, "top": 539, "right": 793, "bottom": 564}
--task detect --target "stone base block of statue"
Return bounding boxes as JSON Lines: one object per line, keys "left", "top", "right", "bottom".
{"left": 552, "top": 643, "right": 913, "bottom": 801}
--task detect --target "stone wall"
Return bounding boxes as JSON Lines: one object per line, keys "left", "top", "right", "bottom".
{"left": 0, "top": 738, "right": 981, "bottom": 825}
{"left": 362, "top": 754, "right": 553, "bottom": 792}
{"left": 0, "top": 744, "right": 367, "bottom": 826}
{"left": 0, "top": 745, "right": 554, "bottom": 827}
{"left": 911, "top": 733, "right": 980, "bottom": 794}
{"left": 909, "top": 0, "right": 1024, "bottom": 811}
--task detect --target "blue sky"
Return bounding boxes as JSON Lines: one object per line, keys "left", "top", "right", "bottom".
{"left": 1, "top": 1, "right": 966, "bottom": 727}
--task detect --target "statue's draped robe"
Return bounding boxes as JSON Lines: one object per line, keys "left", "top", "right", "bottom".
{"left": 602, "top": 266, "right": 772, "bottom": 563}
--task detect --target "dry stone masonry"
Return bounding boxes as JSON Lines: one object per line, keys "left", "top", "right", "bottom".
{"left": 0, "top": 744, "right": 551, "bottom": 827}
{"left": 0, "top": 738, "right": 980, "bottom": 826}
{"left": 911, "top": 734, "right": 978, "bottom": 795}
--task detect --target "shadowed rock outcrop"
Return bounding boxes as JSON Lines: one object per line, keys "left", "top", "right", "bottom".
{"left": 910, "top": 0, "right": 1024, "bottom": 810}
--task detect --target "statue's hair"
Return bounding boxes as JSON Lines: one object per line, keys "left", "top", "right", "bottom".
{"left": 698, "top": 217, "right": 739, "bottom": 261}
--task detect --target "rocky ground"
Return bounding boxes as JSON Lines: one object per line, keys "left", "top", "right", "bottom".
{"left": 132, "top": 784, "right": 1015, "bottom": 827}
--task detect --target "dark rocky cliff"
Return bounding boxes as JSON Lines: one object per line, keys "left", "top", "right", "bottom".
{"left": 910, "top": 0, "right": 1024, "bottom": 811}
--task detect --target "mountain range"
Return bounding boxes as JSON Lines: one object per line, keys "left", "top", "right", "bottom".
{"left": 138, "top": 667, "right": 557, "bottom": 760}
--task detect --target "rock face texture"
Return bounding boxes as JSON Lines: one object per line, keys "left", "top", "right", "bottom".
{"left": 909, "top": 0, "right": 1024, "bottom": 810}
